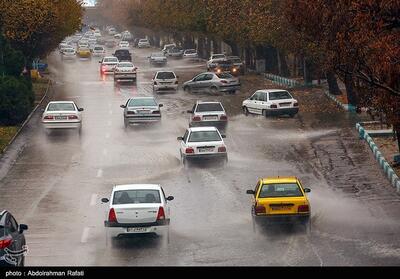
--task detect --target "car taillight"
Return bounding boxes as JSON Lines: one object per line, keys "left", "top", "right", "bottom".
{"left": 298, "top": 205, "right": 309, "bottom": 213}
{"left": 185, "top": 147, "right": 194, "bottom": 154}
{"left": 220, "top": 80, "right": 228, "bottom": 84}
{"left": 220, "top": 115, "right": 227, "bottom": 121}
{"left": 68, "top": 115, "right": 78, "bottom": 120}
{"left": 255, "top": 205, "right": 266, "bottom": 215}
{"left": 134, "top": 67, "right": 138, "bottom": 71}
{"left": 157, "top": 206, "right": 165, "bottom": 220}
{"left": 270, "top": 104, "right": 278, "bottom": 109}
{"left": 0, "top": 237, "right": 13, "bottom": 249}
{"left": 108, "top": 208, "right": 117, "bottom": 222}
{"left": 192, "top": 116, "right": 201, "bottom": 121}
{"left": 152, "top": 110, "right": 160, "bottom": 114}
{"left": 127, "top": 111, "right": 135, "bottom": 115}
{"left": 218, "top": 146, "right": 226, "bottom": 152}
{"left": 101, "top": 66, "right": 106, "bottom": 72}
{"left": 44, "top": 115, "right": 54, "bottom": 120}
{"left": 175, "top": 80, "right": 178, "bottom": 84}
{"left": 293, "top": 102, "right": 299, "bottom": 107}
{"left": 154, "top": 81, "right": 158, "bottom": 85}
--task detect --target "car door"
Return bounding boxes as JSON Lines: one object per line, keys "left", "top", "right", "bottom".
{"left": 180, "top": 129, "right": 189, "bottom": 154}
{"left": 258, "top": 92, "right": 268, "bottom": 113}
{"left": 247, "top": 92, "right": 262, "bottom": 114}
{"left": 202, "top": 74, "right": 215, "bottom": 92}
{"left": 191, "top": 74, "right": 205, "bottom": 92}
{"left": 253, "top": 92, "right": 266, "bottom": 114}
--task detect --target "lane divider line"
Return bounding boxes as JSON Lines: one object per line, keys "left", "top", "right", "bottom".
{"left": 90, "top": 194, "right": 98, "bottom": 206}
{"left": 80, "top": 227, "right": 90, "bottom": 243}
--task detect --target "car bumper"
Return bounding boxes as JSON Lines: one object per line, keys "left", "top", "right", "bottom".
{"left": 105, "top": 220, "right": 169, "bottom": 237}
{"left": 189, "top": 121, "right": 227, "bottom": 128}
{"left": 219, "top": 84, "right": 241, "bottom": 92}
{"left": 151, "top": 60, "right": 167, "bottom": 64}
{"left": 154, "top": 84, "right": 178, "bottom": 92}
{"left": 125, "top": 115, "right": 161, "bottom": 123}
{"left": 114, "top": 73, "right": 137, "bottom": 80}
{"left": 42, "top": 121, "right": 81, "bottom": 129}
{"left": 266, "top": 107, "right": 299, "bottom": 116}
{"left": 254, "top": 214, "right": 310, "bottom": 224}
{"left": 184, "top": 152, "right": 227, "bottom": 160}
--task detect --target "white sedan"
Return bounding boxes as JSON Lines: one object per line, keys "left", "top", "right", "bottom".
{"left": 242, "top": 89, "right": 299, "bottom": 118}
{"left": 177, "top": 126, "right": 228, "bottom": 165}
{"left": 41, "top": 101, "right": 83, "bottom": 131}
{"left": 102, "top": 184, "right": 174, "bottom": 239}
{"left": 118, "top": 40, "right": 130, "bottom": 49}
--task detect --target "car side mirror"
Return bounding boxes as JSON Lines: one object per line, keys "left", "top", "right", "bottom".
{"left": 78, "top": 108, "right": 84, "bottom": 112}
{"left": 101, "top": 198, "right": 109, "bottom": 203}
{"left": 159, "top": 104, "right": 163, "bottom": 107}
{"left": 120, "top": 105, "right": 126, "bottom": 108}
{"left": 304, "top": 188, "right": 311, "bottom": 193}
{"left": 246, "top": 190, "right": 255, "bottom": 195}
{"left": 186, "top": 110, "right": 193, "bottom": 114}
{"left": 177, "top": 136, "right": 183, "bottom": 141}
{"left": 221, "top": 135, "right": 226, "bottom": 138}
{"left": 19, "top": 224, "right": 28, "bottom": 233}
{"left": 166, "top": 196, "right": 174, "bottom": 201}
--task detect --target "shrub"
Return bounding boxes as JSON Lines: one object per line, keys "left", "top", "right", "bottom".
{"left": 0, "top": 76, "right": 34, "bottom": 125}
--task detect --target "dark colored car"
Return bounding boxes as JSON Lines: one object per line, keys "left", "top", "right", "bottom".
{"left": 113, "top": 49, "right": 132, "bottom": 62}
{"left": 0, "top": 211, "right": 28, "bottom": 266}
{"left": 210, "top": 60, "right": 240, "bottom": 76}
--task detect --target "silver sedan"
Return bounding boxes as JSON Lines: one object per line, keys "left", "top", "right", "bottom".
{"left": 120, "top": 97, "right": 163, "bottom": 127}
{"left": 183, "top": 72, "right": 240, "bottom": 94}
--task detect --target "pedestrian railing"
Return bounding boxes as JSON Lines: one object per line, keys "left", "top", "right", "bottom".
{"left": 264, "top": 73, "right": 301, "bottom": 88}
{"left": 356, "top": 123, "right": 400, "bottom": 193}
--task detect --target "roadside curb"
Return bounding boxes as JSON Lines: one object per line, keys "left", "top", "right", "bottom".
{"left": 1, "top": 79, "right": 52, "bottom": 154}
{"left": 356, "top": 122, "right": 400, "bottom": 193}
{"left": 263, "top": 73, "right": 300, "bottom": 88}
{"left": 324, "top": 90, "right": 356, "bottom": 112}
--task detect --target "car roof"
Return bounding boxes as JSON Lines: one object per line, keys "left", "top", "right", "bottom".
{"left": 129, "top": 96, "right": 156, "bottom": 100}
{"left": 196, "top": 101, "right": 222, "bottom": 105}
{"left": 261, "top": 176, "right": 299, "bottom": 184}
{"left": 113, "top": 184, "right": 161, "bottom": 191}
{"left": 256, "top": 89, "right": 290, "bottom": 93}
{"left": 156, "top": 71, "right": 175, "bottom": 74}
{"left": 189, "top": 126, "right": 219, "bottom": 132}
{"left": 48, "top": 101, "right": 75, "bottom": 104}
{"left": 104, "top": 56, "right": 118, "bottom": 59}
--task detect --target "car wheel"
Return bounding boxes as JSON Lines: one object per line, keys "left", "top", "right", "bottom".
{"left": 303, "top": 217, "right": 311, "bottom": 235}
{"left": 210, "top": 87, "right": 218, "bottom": 94}
{"left": 243, "top": 106, "right": 249, "bottom": 116}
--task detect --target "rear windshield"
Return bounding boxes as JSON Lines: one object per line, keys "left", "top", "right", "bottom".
{"left": 259, "top": 183, "right": 303, "bottom": 198}
{"left": 113, "top": 190, "right": 161, "bottom": 204}
{"left": 216, "top": 73, "right": 233, "bottom": 79}
{"left": 156, "top": 72, "right": 175, "bottom": 79}
{"left": 104, "top": 58, "right": 118, "bottom": 63}
{"left": 115, "top": 50, "right": 129, "bottom": 54}
{"left": 47, "top": 103, "right": 75, "bottom": 111}
{"left": 196, "top": 103, "right": 224, "bottom": 112}
{"left": 212, "top": 54, "right": 225, "bottom": 59}
{"left": 118, "top": 62, "right": 133, "bottom": 67}
{"left": 188, "top": 131, "right": 221, "bottom": 142}
{"left": 128, "top": 98, "right": 157, "bottom": 107}
{"left": 140, "top": 39, "right": 148, "bottom": 42}
{"left": 268, "top": 91, "right": 292, "bottom": 100}
{"left": 94, "top": 47, "right": 103, "bottom": 50}
{"left": 152, "top": 53, "right": 164, "bottom": 57}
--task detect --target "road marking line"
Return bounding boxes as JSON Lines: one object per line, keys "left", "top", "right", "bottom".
{"left": 81, "top": 227, "right": 90, "bottom": 243}
{"left": 90, "top": 194, "right": 98, "bottom": 206}
{"left": 96, "top": 169, "right": 103, "bottom": 178}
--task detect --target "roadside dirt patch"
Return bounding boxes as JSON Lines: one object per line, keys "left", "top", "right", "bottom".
{"left": 372, "top": 136, "right": 400, "bottom": 177}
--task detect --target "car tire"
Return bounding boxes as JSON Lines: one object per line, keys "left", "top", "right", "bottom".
{"left": 243, "top": 106, "right": 249, "bottom": 116}
{"left": 303, "top": 217, "right": 311, "bottom": 235}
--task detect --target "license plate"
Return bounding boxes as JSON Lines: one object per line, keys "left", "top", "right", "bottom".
{"left": 271, "top": 206, "right": 292, "bottom": 211}
{"left": 203, "top": 116, "right": 218, "bottom": 120}
{"left": 55, "top": 116, "right": 67, "bottom": 120}
{"left": 198, "top": 147, "right": 214, "bottom": 152}
{"left": 280, "top": 103, "right": 291, "bottom": 107}
{"left": 138, "top": 110, "right": 150, "bottom": 114}
{"left": 127, "top": 227, "right": 148, "bottom": 233}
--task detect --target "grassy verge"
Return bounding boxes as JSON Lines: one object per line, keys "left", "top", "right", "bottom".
{"left": 0, "top": 78, "right": 49, "bottom": 153}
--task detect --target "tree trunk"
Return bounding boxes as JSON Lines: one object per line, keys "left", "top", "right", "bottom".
{"left": 264, "top": 46, "right": 278, "bottom": 74}
{"left": 303, "top": 57, "right": 312, "bottom": 85}
{"left": 326, "top": 70, "right": 341, "bottom": 95}
{"left": 344, "top": 69, "right": 358, "bottom": 107}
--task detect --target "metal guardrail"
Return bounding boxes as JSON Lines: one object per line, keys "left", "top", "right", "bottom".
{"left": 263, "top": 73, "right": 301, "bottom": 88}
{"left": 356, "top": 123, "right": 400, "bottom": 192}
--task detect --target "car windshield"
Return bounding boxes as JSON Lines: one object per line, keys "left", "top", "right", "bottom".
{"left": 104, "top": 58, "right": 118, "bottom": 63}
{"left": 185, "top": 49, "right": 196, "bottom": 54}
{"left": 115, "top": 50, "right": 129, "bottom": 54}
{"left": 268, "top": 91, "right": 292, "bottom": 100}
{"left": 188, "top": 131, "right": 221, "bottom": 142}
{"left": 156, "top": 72, "right": 175, "bottom": 79}
{"left": 113, "top": 190, "right": 161, "bottom": 204}
{"left": 229, "top": 58, "right": 241, "bottom": 63}
{"left": 212, "top": 54, "right": 225, "bottom": 59}
{"left": 47, "top": 103, "right": 75, "bottom": 111}
{"left": 128, "top": 98, "right": 157, "bottom": 107}
{"left": 152, "top": 53, "right": 164, "bottom": 57}
{"left": 140, "top": 39, "right": 148, "bottom": 43}
{"left": 118, "top": 63, "right": 133, "bottom": 67}
{"left": 196, "top": 103, "right": 224, "bottom": 112}
{"left": 259, "top": 183, "right": 303, "bottom": 198}
{"left": 94, "top": 47, "right": 103, "bottom": 50}
{"left": 65, "top": 49, "right": 74, "bottom": 53}
{"left": 216, "top": 73, "right": 233, "bottom": 79}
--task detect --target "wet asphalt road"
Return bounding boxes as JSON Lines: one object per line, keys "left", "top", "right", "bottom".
{"left": 1, "top": 41, "right": 400, "bottom": 266}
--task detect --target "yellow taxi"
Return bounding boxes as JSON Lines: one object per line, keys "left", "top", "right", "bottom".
{"left": 246, "top": 176, "right": 311, "bottom": 229}
{"left": 77, "top": 47, "right": 91, "bottom": 58}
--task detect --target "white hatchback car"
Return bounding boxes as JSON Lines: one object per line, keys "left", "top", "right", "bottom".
{"left": 92, "top": 45, "right": 106, "bottom": 57}
{"left": 152, "top": 71, "right": 178, "bottom": 93}
{"left": 102, "top": 184, "right": 174, "bottom": 238}
{"left": 118, "top": 40, "right": 130, "bottom": 49}
{"left": 41, "top": 101, "right": 83, "bottom": 131}
{"left": 187, "top": 101, "right": 227, "bottom": 128}
{"left": 177, "top": 126, "right": 227, "bottom": 165}
{"left": 99, "top": 56, "right": 119, "bottom": 74}
{"left": 242, "top": 89, "right": 299, "bottom": 118}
